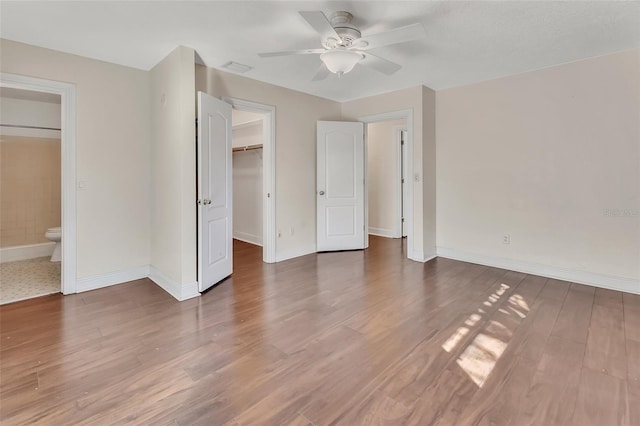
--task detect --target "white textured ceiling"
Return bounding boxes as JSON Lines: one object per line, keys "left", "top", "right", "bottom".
{"left": 1, "top": 1, "right": 639, "bottom": 102}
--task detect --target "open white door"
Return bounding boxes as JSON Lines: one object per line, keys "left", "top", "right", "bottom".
{"left": 317, "top": 121, "right": 365, "bottom": 251}
{"left": 197, "top": 92, "right": 233, "bottom": 292}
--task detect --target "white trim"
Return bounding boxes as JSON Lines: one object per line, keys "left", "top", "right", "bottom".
{"left": 149, "top": 266, "right": 200, "bottom": 301}
{"left": 76, "top": 266, "right": 150, "bottom": 293}
{"left": 411, "top": 250, "right": 437, "bottom": 263}
{"left": 0, "top": 242, "right": 55, "bottom": 263}
{"left": 233, "top": 232, "right": 263, "bottom": 246}
{"left": 437, "top": 247, "right": 640, "bottom": 295}
{"left": 275, "top": 244, "right": 316, "bottom": 262}
{"left": 358, "top": 110, "right": 415, "bottom": 262}
{"left": 0, "top": 73, "right": 77, "bottom": 294}
{"left": 223, "top": 97, "right": 276, "bottom": 264}
{"left": 0, "top": 127, "right": 61, "bottom": 138}
{"left": 368, "top": 227, "right": 396, "bottom": 238}
{"left": 392, "top": 126, "right": 404, "bottom": 239}
{"left": 423, "top": 254, "right": 438, "bottom": 263}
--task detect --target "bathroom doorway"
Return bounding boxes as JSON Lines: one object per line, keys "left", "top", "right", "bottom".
{"left": 0, "top": 73, "right": 77, "bottom": 300}
{"left": 0, "top": 87, "right": 62, "bottom": 303}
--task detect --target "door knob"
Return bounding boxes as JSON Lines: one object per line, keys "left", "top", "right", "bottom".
{"left": 318, "top": 190, "right": 325, "bottom": 195}
{"left": 204, "top": 199, "right": 212, "bottom": 205}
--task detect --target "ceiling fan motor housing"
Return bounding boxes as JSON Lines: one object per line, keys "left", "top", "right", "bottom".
{"left": 323, "top": 11, "right": 362, "bottom": 48}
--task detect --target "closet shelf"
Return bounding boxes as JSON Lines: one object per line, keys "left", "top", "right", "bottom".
{"left": 232, "top": 144, "right": 263, "bottom": 152}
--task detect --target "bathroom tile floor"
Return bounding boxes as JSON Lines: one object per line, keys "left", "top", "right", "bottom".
{"left": 0, "top": 257, "right": 60, "bottom": 305}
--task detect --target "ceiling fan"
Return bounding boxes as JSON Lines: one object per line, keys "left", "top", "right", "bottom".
{"left": 258, "top": 11, "right": 426, "bottom": 80}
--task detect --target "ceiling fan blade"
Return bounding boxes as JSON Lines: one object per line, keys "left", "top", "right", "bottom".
{"left": 360, "top": 52, "right": 402, "bottom": 75}
{"left": 299, "top": 11, "right": 340, "bottom": 41}
{"left": 312, "top": 64, "right": 330, "bottom": 81}
{"left": 258, "top": 48, "right": 326, "bottom": 58}
{"left": 356, "top": 23, "right": 426, "bottom": 50}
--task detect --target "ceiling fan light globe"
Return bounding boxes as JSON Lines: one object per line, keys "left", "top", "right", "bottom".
{"left": 320, "top": 49, "right": 363, "bottom": 75}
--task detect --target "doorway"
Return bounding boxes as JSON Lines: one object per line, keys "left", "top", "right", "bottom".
{"left": 223, "top": 97, "right": 276, "bottom": 264}
{"left": 231, "top": 109, "right": 265, "bottom": 250}
{"left": 359, "top": 110, "right": 416, "bottom": 261}
{"left": 0, "top": 73, "right": 77, "bottom": 298}
{"left": 366, "top": 119, "right": 408, "bottom": 240}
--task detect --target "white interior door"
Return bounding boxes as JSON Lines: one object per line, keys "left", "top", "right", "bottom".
{"left": 198, "top": 91, "right": 233, "bottom": 292}
{"left": 317, "top": 121, "right": 365, "bottom": 251}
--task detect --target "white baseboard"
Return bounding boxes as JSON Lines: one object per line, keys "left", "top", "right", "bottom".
{"left": 76, "top": 265, "right": 150, "bottom": 293}
{"left": 409, "top": 249, "right": 437, "bottom": 263}
{"left": 368, "top": 227, "right": 398, "bottom": 238}
{"left": 0, "top": 242, "right": 55, "bottom": 263}
{"left": 436, "top": 247, "right": 640, "bottom": 295}
{"left": 148, "top": 266, "right": 200, "bottom": 301}
{"left": 276, "top": 244, "right": 317, "bottom": 262}
{"left": 233, "top": 231, "right": 263, "bottom": 246}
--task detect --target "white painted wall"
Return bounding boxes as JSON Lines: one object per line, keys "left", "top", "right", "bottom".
{"left": 436, "top": 48, "right": 640, "bottom": 284}
{"left": 149, "top": 46, "right": 197, "bottom": 297}
{"left": 367, "top": 119, "right": 406, "bottom": 238}
{"left": 0, "top": 39, "right": 151, "bottom": 280}
{"left": 196, "top": 65, "right": 342, "bottom": 260}
{"left": 233, "top": 121, "right": 263, "bottom": 246}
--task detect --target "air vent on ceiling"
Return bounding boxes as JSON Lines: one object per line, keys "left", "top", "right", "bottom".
{"left": 221, "top": 61, "right": 252, "bottom": 74}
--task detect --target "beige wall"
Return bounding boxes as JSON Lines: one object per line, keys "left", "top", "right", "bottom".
{"left": 436, "top": 48, "right": 640, "bottom": 281}
{"left": 342, "top": 86, "right": 436, "bottom": 260}
{"left": 422, "top": 86, "right": 437, "bottom": 258}
{"left": 196, "top": 66, "right": 342, "bottom": 257}
{"left": 367, "top": 119, "right": 406, "bottom": 237}
{"left": 233, "top": 122, "right": 263, "bottom": 246}
{"left": 1, "top": 39, "right": 151, "bottom": 279}
{"left": 150, "top": 46, "right": 196, "bottom": 287}
{"left": 0, "top": 136, "right": 60, "bottom": 247}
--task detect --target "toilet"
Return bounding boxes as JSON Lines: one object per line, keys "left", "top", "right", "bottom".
{"left": 45, "top": 227, "right": 62, "bottom": 262}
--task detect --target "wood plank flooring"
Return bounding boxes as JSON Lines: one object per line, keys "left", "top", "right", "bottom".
{"left": 1, "top": 237, "right": 638, "bottom": 425}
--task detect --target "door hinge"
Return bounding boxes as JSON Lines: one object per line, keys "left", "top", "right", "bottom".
{"left": 401, "top": 178, "right": 405, "bottom": 184}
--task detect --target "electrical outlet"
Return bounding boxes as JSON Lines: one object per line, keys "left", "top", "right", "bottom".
{"left": 502, "top": 235, "right": 510, "bottom": 244}
{"left": 289, "top": 227, "right": 294, "bottom": 236}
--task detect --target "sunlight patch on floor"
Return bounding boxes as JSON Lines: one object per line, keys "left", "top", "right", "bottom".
{"left": 440, "top": 282, "right": 536, "bottom": 388}
{"left": 456, "top": 332, "right": 507, "bottom": 387}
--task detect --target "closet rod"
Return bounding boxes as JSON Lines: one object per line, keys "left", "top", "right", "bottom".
{"left": 1, "top": 124, "right": 61, "bottom": 131}
{"left": 232, "top": 144, "right": 263, "bottom": 153}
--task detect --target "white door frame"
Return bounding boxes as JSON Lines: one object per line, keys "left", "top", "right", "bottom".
{"left": 399, "top": 128, "right": 409, "bottom": 238}
{"left": 394, "top": 127, "right": 408, "bottom": 239}
{"left": 222, "top": 97, "right": 276, "bottom": 264}
{"left": 359, "top": 109, "right": 415, "bottom": 261}
{"left": 0, "top": 73, "right": 77, "bottom": 294}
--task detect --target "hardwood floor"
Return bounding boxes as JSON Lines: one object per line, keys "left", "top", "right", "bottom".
{"left": 1, "top": 236, "right": 637, "bottom": 425}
